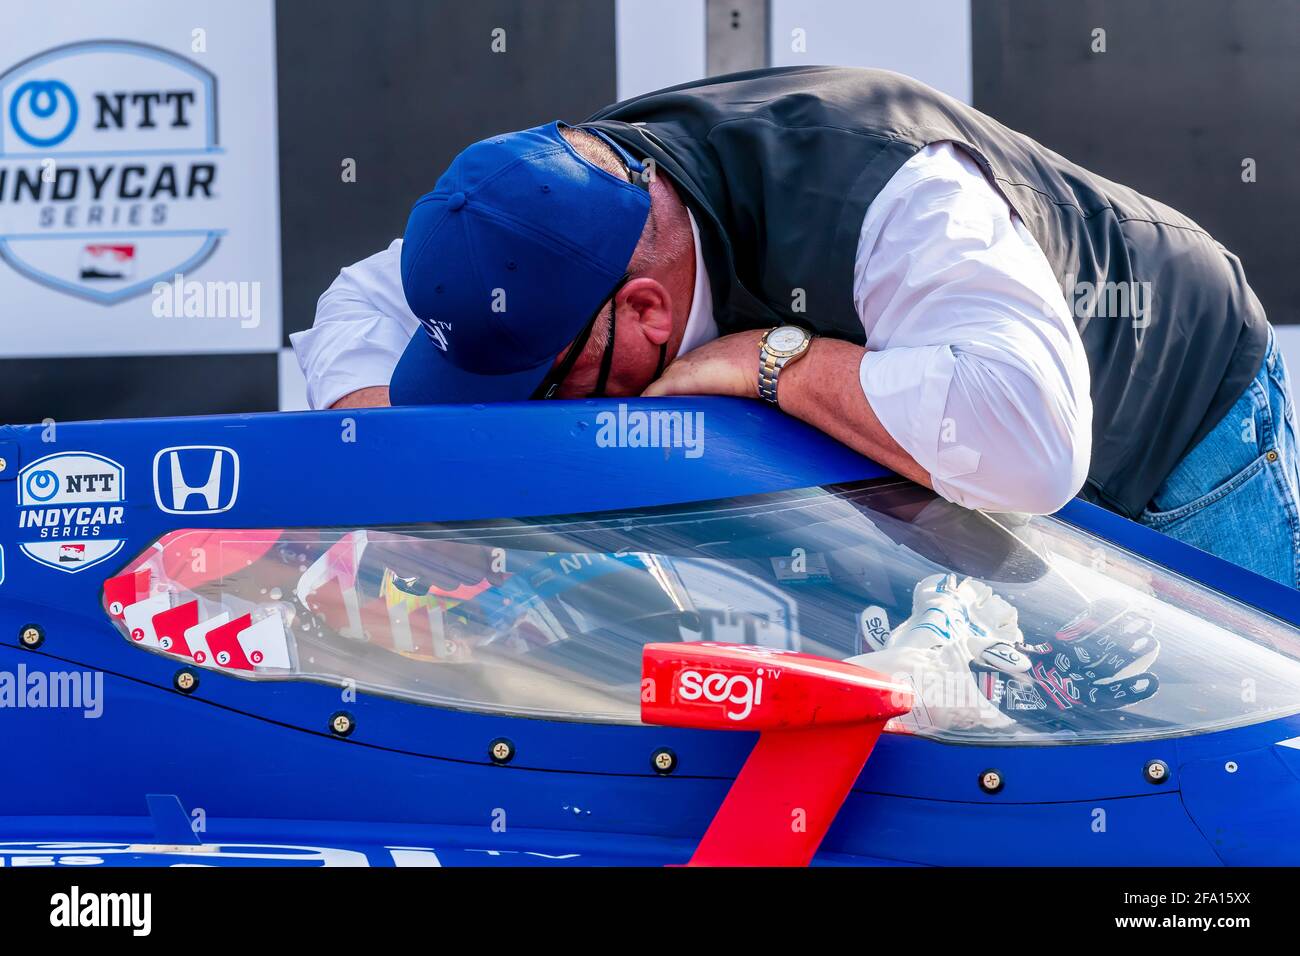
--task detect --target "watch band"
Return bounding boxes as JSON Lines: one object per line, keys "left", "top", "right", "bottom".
{"left": 758, "top": 349, "right": 783, "bottom": 403}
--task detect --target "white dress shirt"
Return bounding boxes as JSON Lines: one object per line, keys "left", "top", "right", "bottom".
{"left": 854, "top": 143, "right": 1091, "bottom": 513}
{"left": 292, "top": 142, "right": 1091, "bottom": 514}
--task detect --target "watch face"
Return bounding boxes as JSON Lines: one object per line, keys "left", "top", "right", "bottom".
{"left": 767, "top": 326, "right": 807, "bottom": 353}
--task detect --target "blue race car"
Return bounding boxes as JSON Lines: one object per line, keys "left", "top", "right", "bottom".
{"left": 1, "top": 397, "right": 1298, "bottom": 867}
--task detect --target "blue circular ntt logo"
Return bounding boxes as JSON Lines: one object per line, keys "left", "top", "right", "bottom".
{"left": 25, "top": 469, "right": 59, "bottom": 502}
{"left": 10, "top": 79, "right": 78, "bottom": 147}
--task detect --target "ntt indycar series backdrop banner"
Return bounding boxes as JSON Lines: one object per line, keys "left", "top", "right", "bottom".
{"left": 0, "top": 0, "right": 281, "bottom": 357}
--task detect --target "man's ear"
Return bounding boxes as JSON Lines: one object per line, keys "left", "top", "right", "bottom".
{"left": 618, "top": 277, "right": 673, "bottom": 346}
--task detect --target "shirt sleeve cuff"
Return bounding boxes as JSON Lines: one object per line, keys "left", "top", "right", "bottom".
{"left": 293, "top": 338, "right": 402, "bottom": 409}
{"left": 859, "top": 345, "right": 961, "bottom": 481}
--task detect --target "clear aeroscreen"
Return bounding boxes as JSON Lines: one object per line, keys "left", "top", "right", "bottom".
{"left": 104, "top": 479, "right": 1300, "bottom": 744}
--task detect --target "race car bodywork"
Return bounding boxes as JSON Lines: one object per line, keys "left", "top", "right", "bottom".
{"left": 1, "top": 397, "right": 1299, "bottom": 867}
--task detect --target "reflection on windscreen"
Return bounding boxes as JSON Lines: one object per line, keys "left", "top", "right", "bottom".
{"left": 105, "top": 479, "right": 1300, "bottom": 744}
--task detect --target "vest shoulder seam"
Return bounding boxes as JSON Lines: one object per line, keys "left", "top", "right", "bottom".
{"left": 994, "top": 176, "right": 1212, "bottom": 237}
{"left": 702, "top": 114, "right": 903, "bottom": 145}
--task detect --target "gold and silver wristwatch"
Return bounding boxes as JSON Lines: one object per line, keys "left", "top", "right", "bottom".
{"left": 757, "top": 325, "right": 813, "bottom": 403}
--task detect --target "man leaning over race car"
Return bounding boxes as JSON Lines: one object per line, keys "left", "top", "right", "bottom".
{"left": 292, "top": 66, "right": 1300, "bottom": 589}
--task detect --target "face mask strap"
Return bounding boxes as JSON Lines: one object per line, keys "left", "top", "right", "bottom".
{"left": 593, "top": 309, "right": 616, "bottom": 397}
{"left": 594, "top": 305, "right": 669, "bottom": 399}
{"left": 533, "top": 274, "right": 631, "bottom": 400}
{"left": 591, "top": 275, "right": 632, "bottom": 398}
{"left": 532, "top": 311, "right": 599, "bottom": 400}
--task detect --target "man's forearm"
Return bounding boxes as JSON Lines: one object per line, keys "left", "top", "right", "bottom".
{"left": 330, "top": 386, "right": 391, "bottom": 409}
{"left": 776, "top": 338, "right": 933, "bottom": 489}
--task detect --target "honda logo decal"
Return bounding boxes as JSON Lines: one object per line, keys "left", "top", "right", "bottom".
{"left": 152, "top": 446, "right": 240, "bottom": 515}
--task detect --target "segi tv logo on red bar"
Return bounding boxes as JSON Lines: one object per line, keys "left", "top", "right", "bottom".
{"left": 641, "top": 643, "right": 913, "bottom": 867}
{"left": 645, "top": 643, "right": 798, "bottom": 729}
{"left": 677, "top": 665, "right": 770, "bottom": 722}
{"left": 643, "top": 642, "right": 912, "bottom": 732}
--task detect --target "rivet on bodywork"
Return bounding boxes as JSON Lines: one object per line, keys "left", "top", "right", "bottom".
{"left": 489, "top": 737, "right": 515, "bottom": 764}
{"left": 652, "top": 747, "right": 678, "bottom": 774}
{"left": 330, "top": 711, "right": 356, "bottom": 737}
{"left": 1144, "top": 759, "right": 1170, "bottom": 784}
{"left": 18, "top": 623, "right": 44, "bottom": 649}
{"left": 978, "top": 768, "right": 1004, "bottom": 794}
{"left": 174, "top": 669, "right": 199, "bottom": 694}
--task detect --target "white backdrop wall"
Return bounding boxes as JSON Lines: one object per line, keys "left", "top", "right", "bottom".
{"left": 616, "top": 0, "right": 972, "bottom": 104}
{"left": 769, "top": 0, "right": 972, "bottom": 102}
{"left": 616, "top": 0, "right": 707, "bottom": 100}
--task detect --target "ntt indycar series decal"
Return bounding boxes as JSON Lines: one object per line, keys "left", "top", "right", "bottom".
{"left": 0, "top": 40, "right": 221, "bottom": 304}
{"left": 16, "top": 451, "right": 125, "bottom": 573}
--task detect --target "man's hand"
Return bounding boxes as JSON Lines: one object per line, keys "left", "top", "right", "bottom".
{"left": 330, "top": 386, "right": 391, "bottom": 409}
{"left": 641, "top": 330, "right": 764, "bottom": 399}
{"left": 646, "top": 330, "right": 933, "bottom": 490}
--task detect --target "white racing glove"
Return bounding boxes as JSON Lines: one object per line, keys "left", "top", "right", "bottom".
{"left": 847, "top": 573, "right": 1030, "bottom": 731}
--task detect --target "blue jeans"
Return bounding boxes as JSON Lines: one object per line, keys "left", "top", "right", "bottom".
{"left": 1138, "top": 328, "right": 1300, "bottom": 588}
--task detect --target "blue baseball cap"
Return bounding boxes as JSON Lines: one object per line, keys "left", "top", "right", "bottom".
{"left": 389, "top": 121, "right": 651, "bottom": 405}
